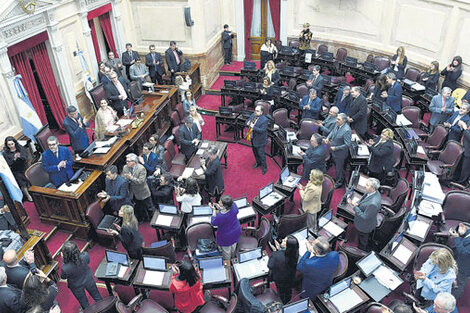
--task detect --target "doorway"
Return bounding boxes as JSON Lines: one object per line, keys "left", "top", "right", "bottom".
{"left": 248, "top": 0, "right": 276, "bottom": 60}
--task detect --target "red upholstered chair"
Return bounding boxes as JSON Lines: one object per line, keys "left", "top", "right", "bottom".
{"left": 332, "top": 251, "right": 348, "bottom": 282}
{"left": 363, "top": 79, "right": 374, "bottom": 94}
{"left": 402, "top": 95, "right": 414, "bottom": 107}
{"left": 426, "top": 140, "right": 463, "bottom": 181}
{"left": 404, "top": 67, "right": 421, "bottom": 82}
{"left": 380, "top": 178, "right": 409, "bottom": 213}
{"left": 372, "top": 206, "right": 407, "bottom": 250}
{"left": 294, "top": 67, "right": 304, "bottom": 75}
{"left": 366, "top": 54, "right": 374, "bottom": 63}
{"left": 317, "top": 44, "right": 328, "bottom": 55}
{"left": 254, "top": 100, "right": 271, "bottom": 116}
{"left": 34, "top": 124, "right": 71, "bottom": 152}
{"left": 321, "top": 174, "right": 335, "bottom": 212}
{"left": 392, "top": 140, "right": 403, "bottom": 169}
{"left": 289, "top": 39, "right": 300, "bottom": 48}
{"left": 185, "top": 222, "right": 216, "bottom": 260}
{"left": 25, "top": 162, "right": 50, "bottom": 188}
{"left": 373, "top": 56, "right": 391, "bottom": 71}
{"left": 288, "top": 78, "right": 297, "bottom": 91}
{"left": 296, "top": 84, "right": 309, "bottom": 98}
{"left": 276, "top": 213, "right": 307, "bottom": 239}
{"left": 274, "top": 40, "right": 282, "bottom": 52}
{"left": 163, "top": 140, "right": 185, "bottom": 166}
{"left": 365, "top": 303, "right": 393, "bottom": 313}
{"left": 163, "top": 151, "right": 185, "bottom": 178}
{"left": 171, "top": 125, "right": 182, "bottom": 148}
{"left": 335, "top": 48, "right": 348, "bottom": 62}
{"left": 199, "top": 294, "right": 237, "bottom": 313}
{"left": 421, "top": 125, "right": 448, "bottom": 151}
{"left": 86, "top": 201, "right": 117, "bottom": 248}
{"left": 275, "top": 61, "right": 288, "bottom": 70}
{"left": 252, "top": 281, "right": 282, "bottom": 306}
{"left": 84, "top": 296, "right": 119, "bottom": 313}
{"left": 337, "top": 242, "right": 368, "bottom": 276}
{"left": 441, "top": 191, "right": 470, "bottom": 229}
{"left": 273, "top": 108, "right": 296, "bottom": 133}
{"left": 142, "top": 240, "right": 177, "bottom": 263}
{"left": 402, "top": 106, "right": 428, "bottom": 138}
{"left": 238, "top": 217, "right": 271, "bottom": 252}
{"left": 175, "top": 102, "right": 186, "bottom": 121}
{"left": 296, "top": 119, "right": 319, "bottom": 150}
{"left": 170, "top": 111, "right": 181, "bottom": 128}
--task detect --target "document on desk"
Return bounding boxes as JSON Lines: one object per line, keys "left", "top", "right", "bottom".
{"left": 261, "top": 193, "right": 282, "bottom": 206}
{"left": 203, "top": 266, "right": 226, "bottom": 284}
{"left": 396, "top": 114, "right": 412, "bottom": 126}
{"left": 201, "top": 142, "right": 209, "bottom": 148}
{"left": 234, "top": 256, "right": 269, "bottom": 281}
{"left": 116, "top": 119, "right": 133, "bottom": 127}
{"left": 411, "top": 83, "right": 425, "bottom": 91}
{"left": 407, "top": 220, "right": 429, "bottom": 239}
{"left": 58, "top": 181, "right": 83, "bottom": 192}
{"left": 237, "top": 207, "right": 256, "bottom": 219}
{"left": 418, "top": 200, "right": 442, "bottom": 217}
{"left": 330, "top": 288, "right": 363, "bottom": 313}
{"left": 323, "top": 222, "right": 344, "bottom": 237}
{"left": 155, "top": 214, "right": 173, "bottom": 227}
{"left": 196, "top": 149, "right": 205, "bottom": 156}
{"left": 182, "top": 167, "right": 194, "bottom": 178}
{"left": 358, "top": 175, "right": 368, "bottom": 189}
{"left": 393, "top": 244, "right": 413, "bottom": 265}
{"left": 143, "top": 270, "right": 165, "bottom": 286}
{"left": 94, "top": 147, "right": 111, "bottom": 154}
{"left": 287, "top": 131, "right": 297, "bottom": 141}
{"left": 106, "top": 125, "right": 119, "bottom": 133}
{"left": 191, "top": 216, "right": 211, "bottom": 225}
{"left": 373, "top": 265, "right": 402, "bottom": 290}
{"left": 195, "top": 168, "right": 204, "bottom": 176}
{"left": 292, "top": 145, "right": 302, "bottom": 157}
{"left": 357, "top": 144, "right": 370, "bottom": 156}
{"left": 118, "top": 265, "right": 128, "bottom": 278}
{"left": 351, "top": 134, "right": 361, "bottom": 142}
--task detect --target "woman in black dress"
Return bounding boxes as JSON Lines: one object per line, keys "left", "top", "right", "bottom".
{"left": 108, "top": 205, "right": 144, "bottom": 259}
{"left": 441, "top": 56, "right": 462, "bottom": 91}
{"left": 3, "top": 136, "right": 32, "bottom": 201}
{"left": 420, "top": 61, "right": 440, "bottom": 91}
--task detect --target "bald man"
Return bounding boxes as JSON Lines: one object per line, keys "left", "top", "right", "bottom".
{"left": 2, "top": 249, "right": 36, "bottom": 289}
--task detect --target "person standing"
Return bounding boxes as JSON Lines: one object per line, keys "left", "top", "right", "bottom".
{"left": 298, "top": 22, "right": 312, "bottom": 52}
{"left": 443, "top": 103, "right": 470, "bottom": 142}
{"left": 138, "top": 142, "right": 160, "bottom": 176}
{"left": 429, "top": 87, "right": 455, "bottom": 130}
{"left": 384, "top": 72, "right": 403, "bottom": 113}
{"left": 297, "top": 169, "right": 323, "bottom": 230}
{"left": 121, "top": 43, "right": 140, "bottom": 80}
{"left": 441, "top": 56, "right": 462, "bottom": 91}
{"left": 63, "top": 106, "right": 90, "bottom": 155}
{"left": 367, "top": 128, "right": 395, "bottom": 183}
{"left": 200, "top": 145, "right": 224, "bottom": 202}
{"left": 3, "top": 136, "right": 32, "bottom": 201}
{"left": 2, "top": 249, "right": 36, "bottom": 290}
{"left": 22, "top": 269, "right": 59, "bottom": 312}
{"left": 129, "top": 59, "right": 149, "bottom": 89}
{"left": 61, "top": 241, "right": 102, "bottom": 309}
{"left": 94, "top": 98, "right": 118, "bottom": 140}
{"left": 222, "top": 24, "right": 234, "bottom": 65}
{"left": 0, "top": 267, "right": 26, "bottom": 313}
{"left": 349, "top": 178, "right": 382, "bottom": 251}
{"left": 449, "top": 223, "right": 470, "bottom": 299}
{"left": 165, "top": 41, "right": 183, "bottom": 85}
{"left": 169, "top": 260, "right": 205, "bottom": 313}
{"left": 97, "top": 165, "right": 132, "bottom": 215}
{"left": 317, "top": 106, "right": 339, "bottom": 136}
{"left": 325, "top": 113, "right": 351, "bottom": 189}
{"left": 334, "top": 86, "right": 352, "bottom": 114}
{"left": 348, "top": 86, "right": 368, "bottom": 138}
{"left": 390, "top": 46, "right": 407, "bottom": 80}
{"left": 41, "top": 136, "right": 74, "bottom": 187}
{"left": 105, "top": 51, "right": 123, "bottom": 77}
{"left": 247, "top": 105, "right": 269, "bottom": 175}
{"left": 413, "top": 292, "right": 458, "bottom": 313}
{"left": 108, "top": 205, "right": 144, "bottom": 259}
{"left": 105, "top": 71, "right": 130, "bottom": 117}
{"left": 300, "top": 88, "right": 322, "bottom": 120}
{"left": 210, "top": 195, "right": 241, "bottom": 260}
{"left": 178, "top": 117, "right": 201, "bottom": 162}
{"left": 299, "top": 134, "right": 326, "bottom": 180}
{"left": 306, "top": 65, "right": 324, "bottom": 95}
{"left": 457, "top": 126, "right": 470, "bottom": 185}
{"left": 420, "top": 61, "right": 440, "bottom": 91}
{"left": 151, "top": 173, "right": 175, "bottom": 206}
{"left": 145, "top": 44, "right": 164, "bottom": 85}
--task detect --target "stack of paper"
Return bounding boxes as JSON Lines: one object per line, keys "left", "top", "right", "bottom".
{"left": 94, "top": 147, "right": 111, "bottom": 154}
{"left": 393, "top": 244, "right": 413, "bottom": 264}
{"left": 358, "top": 175, "right": 368, "bottom": 188}
{"left": 143, "top": 270, "right": 165, "bottom": 285}
{"left": 416, "top": 146, "right": 426, "bottom": 155}
{"left": 116, "top": 119, "right": 133, "bottom": 127}
{"left": 196, "top": 149, "right": 204, "bottom": 155}
{"left": 323, "top": 222, "right": 344, "bottom": 237}
{"left": 237, "top": 207, "right": 256, "bottom": 219}
{"left": 330, "top": 288, "right": 363, "bottom": 313}
{"left": 418, "top": 200, "right": 442, "bottom": 217}
{"left": 292, "top": 145, "right": 302, "bottom": 157}
{"left": 118, "top": 265, "right": 128, "bottom": 278}
{"left": 411, "top": 83, "right": 425, "bottom": 91}
{"left": 396, "top": 114, "right": 412, "bottom": 126}
{"left": 407, "top": 220, "right": 429, "bottom": 239}
{"left": 182, "top": 167, "right": 194, "bottom": 178}
{"left": 373, "top": 265, "right": 402, "bottom": 290}
{"left": 155, "top": 214, "right": 173, "bottom": 226}
{"left": 422, "top": 173, "right": 445, "bottom": 204}
{"left": 234, "top": 256, "right": 269, "bottom": 281}
{"left": 106, "top": 125, "right": 119, "bottom": 132}
{"left": 201, "top": 142, "right": 209, "bottom": 148}
{"left": 261, "top": 193, "right": 282, "bottom": 206}
{"left": 195, "top": 168, "right": 204, "bottom": 176}
{"left": 58, "top": 181, "right": 83, "bottom": 192}
{"left": 357, "top": 144, "right": 370, "bottom": 156}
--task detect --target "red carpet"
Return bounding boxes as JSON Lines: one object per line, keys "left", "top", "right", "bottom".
{"left": 22, "top": 61, "right": 469, "bottom": 312}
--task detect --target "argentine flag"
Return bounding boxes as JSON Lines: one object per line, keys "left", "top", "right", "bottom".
{"left": 0, "top": 153, "right": 23, "bottom": 203}
{"left": 77, "top": 48, "right": 94, "bottom": 105}
{"left": 13, "top": 75, "right": 43, "bottom": 143}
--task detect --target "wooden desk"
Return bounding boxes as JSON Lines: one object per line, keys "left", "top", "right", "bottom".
{"left": 187, "top": 140, "right": 228, "bottom": 172}
{"left": 404, "top": 215, "right": 433, "bottom": 243}
{"left": 150, "top": 211, "right": 184, "bottom": 240}
{"left": 95, "top": 257, "right": 140, "bottom": 295}
{"left": 317, "top": 216, "right": 348, "bottom": 243}
{"left": 29, "top": 170, "right": 104, "bottom": 239}
{"left": 252, "top": 193, "right": 287, "bottom": 224}
{"left": 380, "top": 236, "right": 418, "bottom": 272}
{"left": 240, "top": 68, "right": 259, "bottom": 82}
{"left": 215, "top": 113, "right": 239, "bottom": 143}
{"left": 232, "top": 254, "right": 270, "bottom": 284}
{"left": 336, "top": 191, "right": 362, "bottom": 222}
{"left": 177, "top": 63, "right": 202, "bottom": 99}
{"left": 132, "top": 263, "right": 173, "bottom": 292}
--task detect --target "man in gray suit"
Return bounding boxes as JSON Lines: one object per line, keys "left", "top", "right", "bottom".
{"left": 105, "top": 51, "right": 123, "bottom": 77}
{"left": 349, "top": 177, "right": 381, "bottom": 251}
{"left": 123, "top": 153, "right": 153, "bottom": 222}
{"left": 306, "top": 65, "right": 324, "bottom": 95}
{"left": 317, "top": 106, "right": 339, "bottom": 136}
{"left": 129, "top": 59, "right": 149, "bottom": 89}
{"left": 325, "top": 113, "right": 351, "bottom": 188}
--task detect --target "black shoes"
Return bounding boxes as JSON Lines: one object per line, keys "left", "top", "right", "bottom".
{"left": 262, "top": 168, "right": 267, "bottom": 175}
{"left": 253, "top": 163, "right": 260, "bottom": 168}
{"left": 334, "top": 182, "right": 344, "bottom": 189}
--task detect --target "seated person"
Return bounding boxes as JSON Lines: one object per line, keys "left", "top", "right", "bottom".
{"left": 97, "top": 165, "right": 132, "bottom": 215}
{"left": 151, "top": 173, "right": 175, "bottom": 206}
{"left": 0, "top": 191, "right": 18, "bottom": 231}
{"left": 170, "top": 260, "right": 205, "bottom": 313}
{"left": 138, "top": 142, "right": 159, "bottom": 176}
{"left": 62, "top": 106, "right": 89, "bottom": 155}
{"left": 300, "top": 88, "right": 322, "bottom": 120}
{"left": 443, "top": 103, "right": 469, "bottom": 142}
{"left": 41, "top": 136, "right": 74, "bottom": 188}
{"left": 178, "top": 117, "right": 201, "bottom": 162}
{"left": 297, "top": 237, "right": 339, "bottom": 300}
{"left": 259, "top": 77, "right": 274, "bottom": 102}
{"left": 413, "top": 292, "right": 458, "bottom": 313}
{"left": 316, "top": 106, "right": 339, "bottom": 136}
{"left": 334, "top": 85, "right": 352, "bottom": 114}
{"left": 2, "top": 249, "right": 36, "bottom": 290}
{"left": 260, "top": 39, "right": 278, "bottom": 70}
{"left": 299, "top": 134, "right": 326, "bottom": 180}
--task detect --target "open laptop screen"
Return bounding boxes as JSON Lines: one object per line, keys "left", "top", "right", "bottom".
{"left": 105, "top": 250, "right": 129, "bottom": 266}
{"left": 259, "top": 183, "right": 273, "bottom": 199}
{"left": 159, "top": 204, "right": 178, "bottom": 215}
{"left": 142, "top": 256, "right": 166, "bottom": 271}
{"left": 199, "top": 256, "right": 223, "bottom": 269}
{"left": 318, "top": 210, "right": 333, "bottom": 228}
{"left": 234, "top": 197, "right": 248, "bottom": 209}
{"left": 193, "top": 205, "right": 213, "bottom": 216}
{"left": 283, "top": 298, "right": 309, "bottom": 313}
{"left": 329, "top": 278, "right": 351, "bottom": 297}
{"left": 280, "top": 167, "right": 290, "bottom": 183}
{"left": 238, "top": 248, "right": 262, "bottom": 263}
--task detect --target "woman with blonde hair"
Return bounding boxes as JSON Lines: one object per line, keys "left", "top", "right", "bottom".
{"left": 367, "top": 128, "right": 395, "bottom": 183}
{"left": 297, "top": 169, "right": 323, "bottom": 230}
{"left": 94, "top": 98, "right": 118, "bottom": 140}
{"left": 188, "top": 105, "right": 204, "bottom": 133}
{"left": 263, "top": 60, "right": 280, "bottom": 85}
{"left": 390, "top": 46, "right": 407, "bottom": 79}
{"left": 414, "top": 248, "right": 457, "bottom": 301}
{"left": 421, "top": 61, "right": 440, "bottom": 91}
{"left": 108, "top": 205, "right": 144, "bottom": 259}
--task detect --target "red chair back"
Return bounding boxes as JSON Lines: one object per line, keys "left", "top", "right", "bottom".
{"left": 297, "top": 119, "right": 318, "bottom": 140}
{"left": 402, "top": 95, "right": 414, "bottom": 107}
{"left": 25, "top": 162, "right": 50, "bottom": 187}
{"left": 439, "top": 140, "right": 463, "bottom": 165}
{"left": 86, "top": 201, "right": 104, "bottom": 228}
{"left": 163, "top": 140, "right": 176, "bottom": 159}
{"left": 426, "top": 125, "right": 448, "bottom": 149}
{"left": 404, "top": 68, "right": 421, "bottom": 82}
{"left": 34, "top": 124, "right": 54, "bottom": 152}
{"left": 273, "top": 108, "right": 290, "bottom": 128}
{"left": 185, "top": 222, "right": 215, "bottom": 252}
{"left": 296, "top": 84, "right": 309, "bottom": 98}
{"left": 336, "top": 48, "right": 347, "bottom": 62}
{"left": 172, "top": 125, "right": 182, "bottom": 147}
{"left": 163, "top": 151, "right": 173, "bottom": 170}
{"left": 170, "top": 111, "right": 180, "bottom": 128}
{"left": 413, "top": 243, "right": 452, "bottom": 272}
{"left": 373, "top": 56, "right": 391, "bottom": 71}
{"left": 289, "top": 40, "right": 300, "bottom": 48}
{"left": 402, "top": 106, "right": 421, "bottom": 128}
{"left": 442, "top": 191, "right": 470, "bottom": 223}
{"left": 317, "top": 44, "right": 328, "bottom": 55}
{"left": 288, "top": 78, "right": 297, "bottom": 91}
{"left": 321, "top": 174, "right": 335, "bottom": 210}
{"left": 175, "top": 102, "right": 185, "bottom": 120}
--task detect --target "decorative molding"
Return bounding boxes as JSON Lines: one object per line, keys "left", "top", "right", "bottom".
{"left": 2, "top": 14, "right": 46, "bottom": 39}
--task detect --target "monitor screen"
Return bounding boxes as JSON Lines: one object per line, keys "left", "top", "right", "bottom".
{"left": 280, "top": 167, "right": 290, "bottom": 183}
{"left": 159, "top": 204, "right": 177, "bottom": 215}
{"left": 357, "top": 252, "right": 382, "bottom": 276}
{"left": 283, "top": 298, "right": 309, "bottom": 313}
{"left": 234, "top": 197, "right": 248, "bottom": 209}
{"left": 199, "top": 256, "right": 223, "bottom": 269}
{"left": 193, "top": 205, "right": 213, "bottom": 216}
{"left": 239, "top": 248, "right": 262, "bottom": 263}
{"left": 292, "top": 228, "right": 308, "bottom": 241}
{"left": 329, "top": 278, "right": 351, "bottom": 297}
{"left": 318, "top": 210, "right": 333, "bottom": 228}
{"left": 142, "top": 256, "right": 166, "bottom": 271}
{"left": 259, "top": 183, "right": 273, "bottom": 199}
{"left": 105, "top": 250, "right": 129, "bottom": 266}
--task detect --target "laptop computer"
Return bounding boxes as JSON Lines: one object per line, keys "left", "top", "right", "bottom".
{"left": 234, "top": 197, "right": 249, "bottom": 209}
{"left": 384, "top": 108, "right": 397, "bottom": 123}
{"left": 218, "top": 106, "right": 233, "bottom": 116}
{"left": 329, "top": 278, "right": 352, "bottom": 298}
{"left": 198, "top": 256, "right": 226, "bottom": 283}
{"left": 282, "top": 298, "right": 309, "bottom": 313}
{"left": 280, "top": 167, "right": 301, "bottom": 188}
{"left": 192, "top": 205, "right": 213, "bottom": 216}
{"left": 321, "top": 51, "right": 334, "bottom": 61}
{"left": 357, "top": 252, "right": 382, "bottom": 277}
{"left": 244, "top": 81, "right": 257, "bottom": 91}
{"left": 97, "top": 215, "right": 120, "bottom": 231}
{"left": 142, "top": 255, "right": 167, "bottom": 271}
{"left": 259, "top": 183, "right": 274, "bottom": 200}
{"left": 318, "top": 210, "right": 333, "bottom": 228}
{"left": 224, "top": 80, "right": 237, "bottom": 89}
{"left": 159, "top": 204, "right": 178, "bottom": 215}
{"left": 105, "top": 250, "right": 129, "bottom": 276}
{"left": 243, "top": 61, "right": 256, "bottom": 70}
{"left": 238, "top": 247, "right": 263, "bottom": 263}
{"left": 345, "top": 56, "right": 358, "bottom": 67}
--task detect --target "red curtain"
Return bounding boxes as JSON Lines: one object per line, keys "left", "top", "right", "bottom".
{"left": 244, "top": 0, "right": 254, "bottom": 60}
{"left": 87, "top": 3, "right": 112, "bottom": 20}
{"left": 269, "top": 0, "right": 280, "bottom": 40}
{"left": 88, "top": 19, "right": 101, "bottom": 63}
{"left": 30, "top": 43, "right": 66, "bottom": 130}
{"left": 99, "top": 13, "right": 117, "bottom": 57}
{"left": 9, "top": 52, "right": 47, "bottom": 124}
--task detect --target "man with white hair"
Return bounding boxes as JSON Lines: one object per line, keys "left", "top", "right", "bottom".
{"left": 348, "top": 177, "right": 381, "bottom": 251}
{"left": 429, "top": 87, "right": 455, "bottom": 130}
{"left": 317, "top": 106, "right": 339, "bottom": 136}
{"left": 0, "top": 267, "right": 26, "bottom": 313}
{"left": 443, "top": 102, "right": 470, "bottom": 142}
{"left": 333, "top": 85, "right": 352, "bottom": 114}
{"left": 413, "top": 292, "right": 458, "bottom": 313}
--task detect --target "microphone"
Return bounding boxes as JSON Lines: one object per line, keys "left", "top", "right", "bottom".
{"left": 286, "top": 290, "right": 307, "bottom": 305}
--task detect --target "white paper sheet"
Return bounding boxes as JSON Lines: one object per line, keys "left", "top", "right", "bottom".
{"left": 143, "top": 270, "right": 165, "bottom": 285}
{"left": 357, "top": 144, "right": 370, "bottom": 156}
{"left": 233, "top": 256, "right": 269, "bottom": 281}
{"left": 292, "top": 145, "right": 302, "bottom": 157}
{"left": 237, "top": 207, "right": 256, "bottom": 219}
{"left": 418, "top": 200, "right": 442, "bottom": 217}
{"left": 118, "top": 265, "right": 128, "bottom": 278}
{"left": 358, "top": 175, "right": 368, "bottom": 188}
{"left": 373, "top": 265, "right": 402, "bottom": 290}
{"left": 407, "top": 220, "right": 429, "bottom": 239}
{"left": 330, "top": 288, "right": 363, "bottom": 313}
{"left": 261, "top": 192, "right": 282, "bottom": 206}
{"left": 195, "top": 168, "right": 204, "bottom": 176}
{"left": 190, "top": 216, "right": 211, "bottom": 225}
{"left": 411, "top": 83, "right": 425, "bottom": 91}
{"left": 323, "top": 222, "right": 344, "bottom": 237}
{"left": 106, "top": 125, "right": 119, "bottom": 132}
{"left": 93, "top": 147, "right": 111, "bottom": 154}
{"left": 201, "top": 142, "right": 209, "bottom": 148}
{"left": 155, "top": 214, "right": 173, "bottom": 226}
{"left": 417, "top": 146, "right": 425, "bottom": 155}
{"left": 58, "top": 181, "right": 83, "bottom": 192}
{"left": 182, "top": 167, "right": 194, "bottom": 178}
{"left": 393, "top": 244, "right": 413, "bottom": 265}
{"left": 196, "top": 149, "right": 204, "bottom": 155}
{"left": 116, "top": 119, "right": 133, "bottom": 127}
{"left": 396, "top": 114, "right": 412, "bottom": 126}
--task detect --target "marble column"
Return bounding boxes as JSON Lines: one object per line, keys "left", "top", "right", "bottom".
{"left": 235, "top": 0, "right": 245, "bottom": 61}
{"left": 77, "top": 0, "right": 99, "bottom": 82}
{"left": 110, "top": 0, "right": 125, "bottom": 56}
{"left": 0, "top": 40, "right": 22, "bottom": 130}
{"left": 280, "top": 0, "right": 288, "bottom": 45}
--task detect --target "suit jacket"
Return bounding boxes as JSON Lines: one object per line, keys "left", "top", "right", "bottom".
{"left": 421, "top": 71, "right": 439, "bottom": 91}
{"left": 222, "top": 30, "right": 233, "bottom": 48}
{"left": 204, "top": 157, "right": 224, "bottom": 194}
{"left": 463, "top": 129, "right": 470, "bottom": 157}
{"left": 0, "top": 211, "right": 17, "bottom": 231}
{"left": 307, "top": 74, "right": 324, "bottom": 94}
{"left": 454, "top": 230, "right": 470, "bottom": 277}
{"left": 5, "top": 260, "right": 37, "bottom": 289}
{"left": 327, "top": 123, "right": 352, "bottom": 159}
{"left": 369, "top": 138, "right": 394, "bottom": 173}
{"left": 63, "top": 114, "right": 89, "bottom": 152}
{"left": 105, "top": 57, "right": 123, "bottom": 76}
{"left": 299, "top": 181, "right": 322, "bottom": 214}
{"left": 386, "top": 81, "right": 403, "bottom": 113}
{"left": 349, "top": 94, "right": 368, "bottom": 136}
{"left": 165, "top": 48, "right": 183, "bottom": 72}
{"left": 353, "top": 191, "right": 381, "bottom": 233}
{"left": 247, "top": 114, "right": 269, "bottom": 147}
{"left": 104, "top": 76, "right": 130, "bottom": 112}
{"left": 60, "top": 252, "right": 96, "bottom": 290}
{"left": 0, "top": 285, "right": 26, "bottom": 313}
{"left": 429, "top": 95, "right": 455, "bottom": 126}
{"left": 142, "top": 152, "right": 159, "bottom": 175}
{"left": 119, "top": 225, "right": 143, "bottom": 259}
{"left": 129, "top": 63, "right": 149, "bottom": 88}
{"left": 41, "top": 146, "right": 74, "bottom": 187}
{"left": 121, "top": 50, "right": 140, "bottom": 76}
{"left": 319, "top": 115, "right": 337, "bottom": 135}
{"left": 122, "top": 163, "right": 151, "bottom": 200}
{"left": 446, "top": 111, "right": 470, "bottom": 142}
{"left": 98, "top": 72, "right": 111, "bottom": 85}
{"left": 105, "top": 175, "right": 132, "bottom": 213}
{"left": 178, "top": 124, "right": 202, "bottom": 158}
{"left": 300, "top": 95, "right": 322, "bottom": 120}
{"left": 390, "top": 54, "right": 407, "bottom": 79}
{"left": 302, "top": 144, "right": 326, "bottom": 180}
{"left": 145, "top": 52, "right": 165, "bottom": 76}
{"left": 152, "top": 184, "right": 174, "bottom": 205}
{"left": 334, "top": 89, "right": 352, "bottom": 114}
{"left": 263, "top": 70, "right": 280, "bottom": 85}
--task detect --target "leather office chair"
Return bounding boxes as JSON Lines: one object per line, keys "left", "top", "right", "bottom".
{"left": 274, "top": 40, "right": 282, "bottom": 52}
{"left": 25, "top": 162, "right": 50, "bottom": 188}
{"left": 288, "top": 78, "right": 297, "bottom": 91}
{"left": 163, "top": 151, "right": 185, "bottom": 178}
{"left": 237, "top": 217, "right": 271, "bottom": 251}
{"left": 402, "top": 106, "right": 429, "bottom": 138}
{"left": 384, "top": 140, "right": 403, "bottom": 187}
{"left": 128, "top": 81, "right": 143, "bottom": 106}
{"left": 296, "top": 119, "right": 319, "bottom": 150}
{"left": 363, "top": 79, "right": 374, "bottom": 94}
{"left": 273, "top": 108, "right": 296, "bottom": 133}
{"left": 170, "top": 111, "right": 181, "bottom": 128}
{"left": 426, "top": 140, "right": 463, "bottom": 181}
{"left": 437, "top": 191, "right": 470, "bottom": 235}
{"left": 294, "top": 67, "right": 304, "bottom": 75}
{"left": 317, "top": 44, "right": 328, "bottom": 56}
{"left": 380, "top": 178, "right": 409, "bottom": 213}
{"left": 402, "top": 95, "right": 414, "bottom": 107}
{"left": 185, "top": 222, "right": 216, "bottom": 260}
{"left": 116, "top": 293, "right": 169, "bottom": 313}
{"left": 421, "top": 125, "right": 448, "bottom": 151}
{"left": 171, "top": 125, "right": 182, "bottom": 148}
{"left": 372, "top": 206, "right": 406, "bottom": 251}
{"left": 332, "top": 251, "right": 348, "bottom": 283}
{"left": 200, "top": 294, "right": 237, "bottom": 313}
{"left": 289, "top": 39, "right": 300, "bottom": 48}
{"left": 404, "top": 68, "right": 421, "bottom": 82}
{"left": 142, "top": 240, "right": 177, "bottom": 263}
{"left": 175, "top": 102, "right": 186, "bottom": 121}
{"left": 336, "top": 48, "right": 347, "bottom": 62}
{"left": 296, "top": 84, "right": 309, "bottom": 98}
{"left": 365, "top": 302, "right": 393, "bottom": 313}
{"left": 89, "top": 83, "right": 107, "bottom": 111}
{"left": 252, "top": 281, "right": 282, "bottom": 307}
{"left": 321, "top": 174, "right": 335, "bottom": 213}
{"left": 34, "top": 124, "right": 71, "bottom": 153}
{"left": 86, "top": 201, "right": 117, "bottom": 248}
{"left": 337, "top": 242, "right": 368, "bottom": 277}
{"left": 163, "top": 140, "right": 186, "bottom": 166}
{"left": 330, "top": 76, "right": 347, "bottom": 85}
{"left": 276, "top": 62, "right": 288, "bottom": 70}
{"left": 366, "top": 54, "right": 374, "bottom": 63}
{"left": 276, "top": 212, "right": 307, "bottom": 239}
{"left": 373, "top": 56, "right": 391, "bottom": 72}
{"left": 84, "top": 296, "right": 119, "bottom": 313}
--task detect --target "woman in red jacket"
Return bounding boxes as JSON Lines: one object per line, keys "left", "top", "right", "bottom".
{"left": 169, "top": 260, "right": 205, "bottom": 312}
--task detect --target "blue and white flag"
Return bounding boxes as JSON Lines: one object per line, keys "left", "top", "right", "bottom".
{"left": 0, "top": 153, "right": 23, "bottom": 203}
{"left": 13, "top": 75, "right": 43, "bottom": 143}
{"left": 77, "top": 47, "right": 94, "bottom": 104}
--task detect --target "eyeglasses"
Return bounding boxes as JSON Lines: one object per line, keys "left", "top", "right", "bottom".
{"left": 48, "top": 143, "right": 58, "bottom": 146}
{"left": 126, "top": 160, "right": 134, "bottom": 163}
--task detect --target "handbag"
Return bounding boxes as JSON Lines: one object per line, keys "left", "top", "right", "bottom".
{"left": 197, "top": 239, "right": 217, "bottom": 253}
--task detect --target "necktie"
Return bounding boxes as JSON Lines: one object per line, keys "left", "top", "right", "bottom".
{"left": 129, "top": 51, "right": 132, "bottom": 58}
{"left": 112, "top": 59, "right": 115, "bottom": 66}
{"left": 442, "top": 97, "right": 446, "bottom": 109}
{"left": 189, "top": 126, "right": 193, "bottom": 139}
{"left": 55, "top": 151, "right": 59, "bottom": 159}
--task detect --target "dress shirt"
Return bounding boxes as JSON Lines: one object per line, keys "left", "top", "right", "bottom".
{"left": 173, "top": 50, "right": 180, "bottom": 64}
{"left": 114, "top": 80, "right": 127, "bottom": 100}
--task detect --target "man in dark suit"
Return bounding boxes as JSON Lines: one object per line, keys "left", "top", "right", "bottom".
{"left": 145, "top": 44, "right": 165, "bottom": 85}
{"left": 306, "top": 65, "right": 324, "bottom": 95}
{"left": 349, "top": 177, "right": 381, "bottom": 251}
{"left": 178, "top": 116, "right": 201, "bottom": 162}
{"left": 443, "top": 103, "right": 470, "bottom": 142}
{"left": 247, "top": 105, "right": 269, "bottom": 175}
{"left": 41, "top": 136, "right": 74, "bottom": 187}
{"left": 334, "top": 85, "right": 352, "bottom": 114}
{"left": 129, "top": 59, "right": 149, "bottom": 89}
{"left": 317, "top": 106, "right": 339, "bottom": 136}
{"left": 151, "top": 173, "right": 175, "bottom": 206}
{"left": 385, "top": 72, "right": 402, "bottom": 113}
{"left": 0, "top": 267, "right": 26, "bottom": 313}
{"left": 222, "top": 24, "right": 234, "bottom": 65}
{"left": 348, "top": 86, "right": 368, "bottom": 137}
{"left": 299, "top": 134, "right": 326, "bottom": 180}
{"left": 97, "top": 165, "right": 132, "bottom": 215}
{"left": 105, "top": 71, "right": 130, "bottom": 117}
{"left": 121, "top": 43, "right": 140, "bottom": 80}
{"left": 2, "top": 249, "right": 36, "bottom": 290}
{"left": 325, "top": 113, "right": 351, "bottom": 188}
{"left": 201, "top": 145, "right": 224, "bottom": 202}
{"left": 0, "top": 193, "right": 17, "bottom": 231}
{"left": 165, "top": 41, "right": 183, "bottom": 84}
{"left": 63, "top": 106, "right": 89, "bottom": 155}
{"left": 300, "top": 88, "right": 322, "bottom": 120}
{"left": 138, "top": 143, "right": 159, "bottom": 176}
{"left": 105, "top": 51, "right": 123, "bottom": 77}
{"left": 450, "top": 223, "right": 470, "bottom": 298}
{"left": 457, "top": 126, "right": 470, "bottom": 185}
